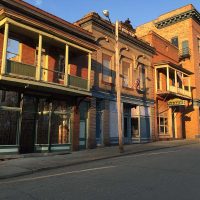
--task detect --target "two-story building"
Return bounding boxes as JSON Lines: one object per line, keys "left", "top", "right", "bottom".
{"left": 76, "top": 13, "right": 155, "bottom": 145}
{"left": 0, "top": 0, "right": 97, "bottom": 154}
{"left": 141, "top": 31, "right": 192, "bottom": 140}
{"left": 137, "top": 4, "right": 198, "bottom": 139}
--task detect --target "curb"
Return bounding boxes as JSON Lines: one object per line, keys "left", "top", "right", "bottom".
{"left": 0, "top": 141, "right": 198, "bottom": 180}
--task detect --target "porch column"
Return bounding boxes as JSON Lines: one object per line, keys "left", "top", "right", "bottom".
{"left": 155, "top": 68, "right": 157, "bottom": 92}
{"left": 175, "top": 70, "right": 178, "bottom": 93}
{"left": 36, "top": 34, "right": 42, "bottom": 81}
{"left": 1, "top": 22, "right": 9, "bottom": 75}
{"left": 182, "top": 73, "right": 184, "bottom": 90}
{"left": 188, "top": 77, "right": 191, "bottom": 92}
{"left": 87, "top": 53, "right": 92, "bottom": 91}
{"left": 166, "top": 67, "right": 169, "bottom": 91}
{"left": 64, "top": 44, "right": 69, "bottom": 86}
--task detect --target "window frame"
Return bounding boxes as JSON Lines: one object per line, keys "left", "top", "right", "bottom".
{"left": 158, "top": 115, "right": 168, "bottom": 135}
{"left": 171, "top": 36, "right": 179, "bottom": 48}
{"left": 102, "top": 53, "right": 113, "bottom": 83}
{"left": 122, "top": 60, "right": 132, "bottom": 88}
{"left": 198, "top": 37, "right": 200, "bottom": 53}
{"left": 7, "top": 37, "right": 21, "bottom": 62}
{"left": 138, "top": 63, "right": 146, "bottom": 91}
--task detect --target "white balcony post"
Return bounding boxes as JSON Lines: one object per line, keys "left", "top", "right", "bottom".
{"left": 1, "top": 22, "right": 9, "bottom": 75}
{"left": 166, "top": 66, "right": 169, "bottom": 91}
{"left": 155, "top": 68, "right": 157, "bottom": 92}
{"left": 175, "top": 70, "right": 177, "bottom": 93}
{"left": 64, "top": 44, "right": 69, "bottom": 86}
{"left": 36, "top": 34, "right": 42, "bottom": 81}
{"left": 87, "top": 53, "right": 92, "bottom": 91}
{"left": 188, "top": 77, "right": 191, "bottom": 93}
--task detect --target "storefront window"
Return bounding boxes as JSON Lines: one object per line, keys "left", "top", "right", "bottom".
{"left": 0, "top": 90, "right": 19, "bottom": 107}
{"left": 51, "top": 100, "right": 71, "bottom": 144}
{"left": 37, "top": 99, "right": 50, "bottom": 144}
{"left": 51, "top": 113, "right": 70, "bottom": 144}
{"left": 0, "top": 110, "right": 19, "bottom": 145}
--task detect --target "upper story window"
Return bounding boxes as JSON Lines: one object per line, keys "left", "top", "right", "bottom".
{"left": 198, "top": 38, "right": 200, "bottom": 53}
{"left": 58, "top": 55, "right": 65, "bottom": 80}
{"left": 102, "top": 54, "right": 112, "bottom": 83}
{"left": 138, "top": 64, "right": 146, "bottom": 91}
{"left": 182, "top": 40, "right": 189, "bottom": 55}
{"left": 171, "top": 36, "right": 179, "bottom": 48}
{"left": 7, "top": 38, "right": 20, "bottom": 61}
{"left": 122, "top": 61, "right": 131, "bottom": 87}
{"left": 158, "top": 115, "right": 168, "bottom": 135}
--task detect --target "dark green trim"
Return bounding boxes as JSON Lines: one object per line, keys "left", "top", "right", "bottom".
{"left": 155, "top": 9, "right": 200, "bottom": 29}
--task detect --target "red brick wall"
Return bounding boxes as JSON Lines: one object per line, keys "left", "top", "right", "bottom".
{"left": 21, "top": 39, "right": 36, "bottom": 66}
{"left": 69, "top": 54, "right": 88, "bottom": 79}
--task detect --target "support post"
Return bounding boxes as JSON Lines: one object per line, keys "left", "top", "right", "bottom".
{"left": 64, "top": 44, "right": 69, "bottom": 86}
{"left": 175, "top": 70, "right": 178, "bottom": 93}
{"left": 155, "top": 68, "right": 157, "bottom": 92}
{"left": 36, "top": 34, "right": 42, "bottom": 81}
{"left": 1, "top": 22, "right": 9, "bottom": 75}
{"left": 166, "top": 67, "right": 169, "bottom": 91}
{"left": 87, "top": 53, "right": 92, "bottom": 91}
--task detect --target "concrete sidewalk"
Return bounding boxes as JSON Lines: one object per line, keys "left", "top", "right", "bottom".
{"left": 0, "top": 140, "right": 199, "bottom": 179}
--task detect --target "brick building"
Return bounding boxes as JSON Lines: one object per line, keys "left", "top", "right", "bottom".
{"left": 76, "top": 13, "right": 155, "bottom": 145}
{"left": 136, "top": 4, "right": 200, "bottom": 139}
{"left": 0, "top": 0, "right": 97, "bottom": 154}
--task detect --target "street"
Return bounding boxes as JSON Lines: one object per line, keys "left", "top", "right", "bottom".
{"left": 0, "top": 143, "right": 200, "bottom": 200}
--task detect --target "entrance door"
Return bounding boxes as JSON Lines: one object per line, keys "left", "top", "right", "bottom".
{"left": 20, "top": 96, "right": 37, "bottom": 154}
{"left": 79, "top": 102, "right": 88, "bottom": 150}
{"left": 172, "top": 112, "right": 176, "bottom": 138}
{"left": 123, "top": 117, "right": 128, "bottom": 143}
{"left": 96, "top": 111, "right": 103, "bottom": 145}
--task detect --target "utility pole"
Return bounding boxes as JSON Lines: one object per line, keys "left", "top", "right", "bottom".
{"left": 115, "top": 20, "right": 124, "bottom": 153}
{"left": 103, "top": 10, "right": 124, "bottom": 153}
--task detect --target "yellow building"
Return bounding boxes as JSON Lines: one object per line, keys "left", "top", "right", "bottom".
{"left": 137, "top": 4, "right": 200, "bottom": 139}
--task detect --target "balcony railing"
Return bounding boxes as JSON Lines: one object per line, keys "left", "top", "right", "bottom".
{"left": 169, "top": 85, "right": 191, "bottom": 97}
{"left": 6, "top": 60, "right": 36, "bottom": 78}
{"left": 68, "top": 75, "right": 88, "bottom": 90}
{"left": 3, "top": 60, "right": 89, "bottom": 90}
{"left": 40, "top": 68, "right": 65, "bottom": 85}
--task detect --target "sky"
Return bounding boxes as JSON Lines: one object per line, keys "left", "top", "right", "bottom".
{"left": 23, "top": 0, "right": 200, "bottom": 27}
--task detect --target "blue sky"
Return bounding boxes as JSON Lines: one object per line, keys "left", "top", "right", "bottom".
{"left": 24, "top": 0, "right": 200, "bottom": 27}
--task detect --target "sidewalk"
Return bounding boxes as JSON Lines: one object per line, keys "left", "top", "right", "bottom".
{"left": 0, "top": 140, "right": 199, "bottom": 179}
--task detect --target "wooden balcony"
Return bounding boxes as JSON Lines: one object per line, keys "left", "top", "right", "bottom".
{"left": 155, "top": 63, "right": 192, "bottom": 99}
{"left": 68, "top": 75, "right": 88, "bottom": 90}
{"left": 6, "top": 60, "right": 36, "bottom": 78}
{"left": 3, "top": 60, "right": 89, "bottom": 91}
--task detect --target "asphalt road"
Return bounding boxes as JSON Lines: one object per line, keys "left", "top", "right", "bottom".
{"left": 1, "top": 143, "right": 200, "bottom": 200}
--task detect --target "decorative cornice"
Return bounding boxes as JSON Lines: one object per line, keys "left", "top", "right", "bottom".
{"left": 155, "top": 9, "right": 200, "bottom": 29}
{"left": 77, "top": 13, "right": 155, "bottom": 55}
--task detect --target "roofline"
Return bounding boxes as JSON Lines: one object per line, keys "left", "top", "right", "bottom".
{"left": 154, "top": 61, "right": 193, "bottom": 75}
{"left": 76, "top": 12, "right": 155, "bottom": 55}
{"left": 1, "top": 0, "right": 95, "bottom": 41}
